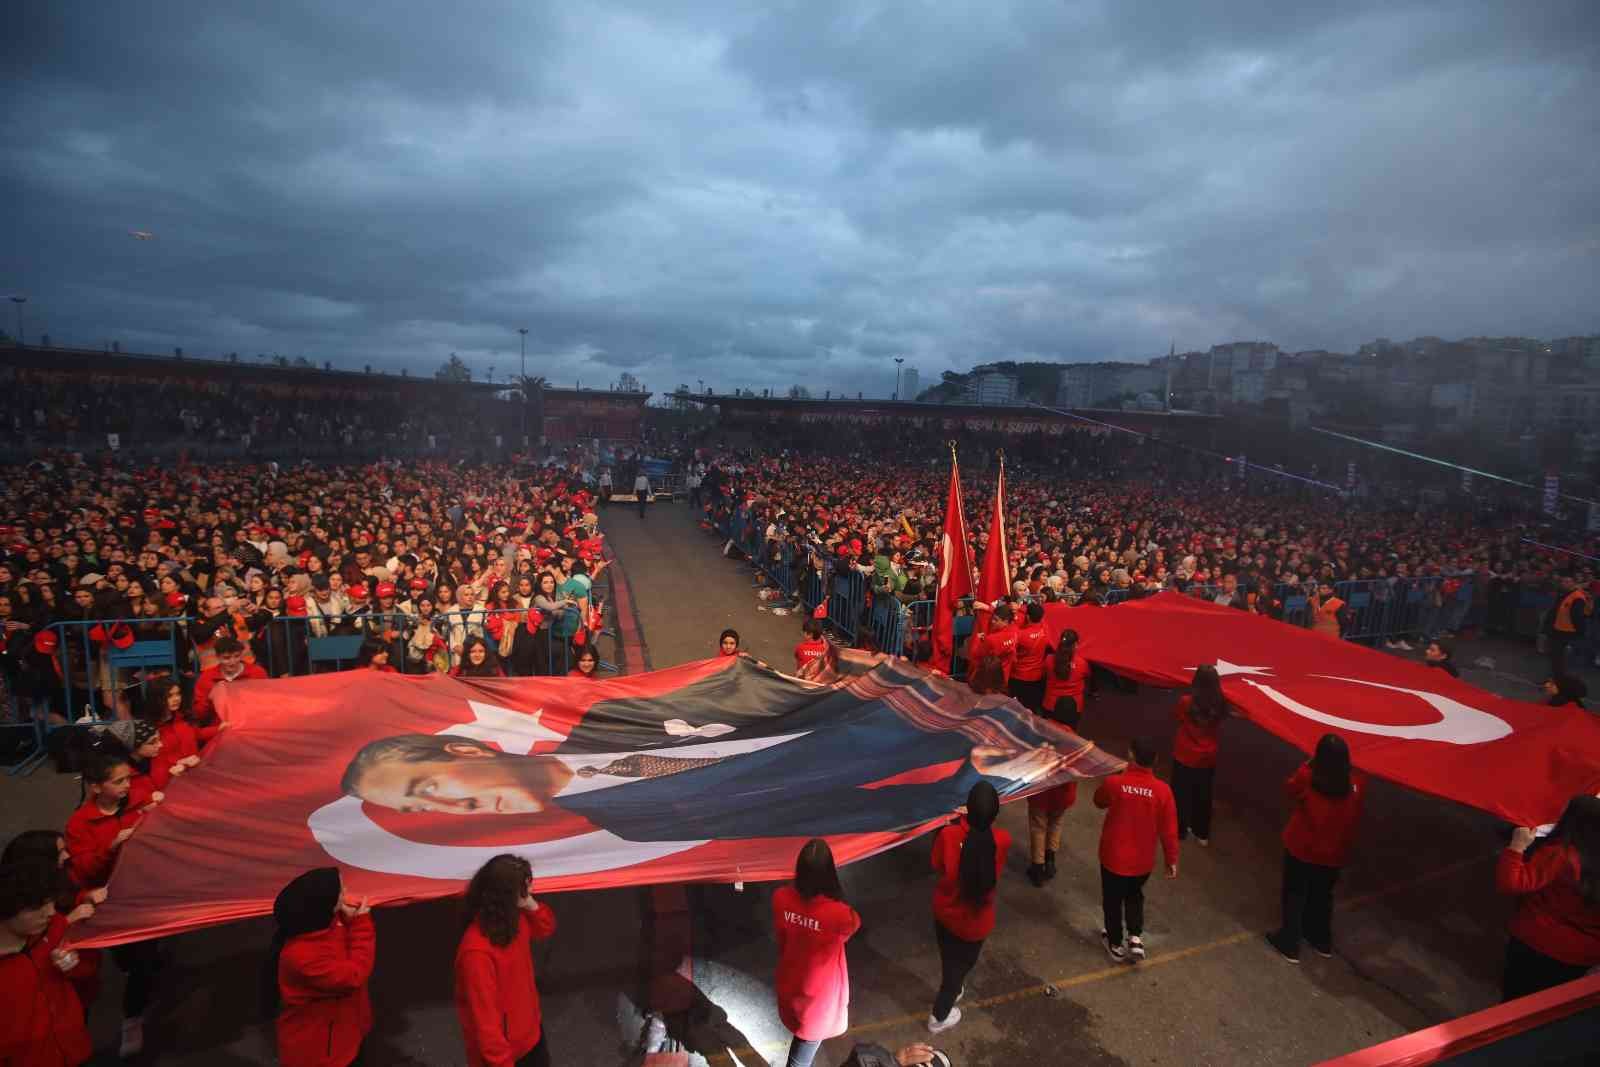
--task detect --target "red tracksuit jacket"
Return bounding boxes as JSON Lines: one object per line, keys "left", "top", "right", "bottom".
{"left": 772, "top": 886, "right": 861, "bottom": 1040}
{"left": 191, "top": 662, "right": 269, "bottom": 725}
{"left": 1281, "top": 764, "right": 1363, "bottom": 868}
{"left": 0, "top": 913, "right": 97, "bottom": 1066}
{"left": 276, "top": 913, "right": 376, "bottom": 1067}
{"left": 1042, "top": 656, "right": 1089, "bottom": 713}
{"left": 967, "top": 625, "right": 1018, "bottom": 680}
{"left": 793, "top": 638, "right": 829, "bottom": 673}
{"left": 153, "top": 717, "right": 202, "bottom": 780}
{"left": 1497, "top": 843, "right": 1600, "bottom": 967}
{"left": 931, "top": 817, "right": 1012, "bottom": 942}
{"left": 1172, "top": 696, "right": 1220, "bottom": 770}
{"left": 63, "top": 798, "right": 143, "bottom": 890}
{"left": 455, "top": 904, "right": 558, "bottom": 1066}
{"left": 1009, "top": 623, "right": 1050, "bottom": 682}
{"left": 1094, "top": 765, "right": 1179, "bottom": 877}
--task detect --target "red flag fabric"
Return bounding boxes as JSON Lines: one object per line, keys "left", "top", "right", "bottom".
{"left": 70, "top": 656, "right": 1120, "bottom": 948}
{"left": 930, "top": 454, "right": 973, "bottom": 672}
{"left": 974, "top": 459, "right": 1009, "bottom": 635}
{"left": 1045, "top": 592, "right": 1600, "bottom": 827}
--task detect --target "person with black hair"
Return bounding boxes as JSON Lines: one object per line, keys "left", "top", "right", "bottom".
{"left": 355, "top": 636, "right": 396, "bottom": 672}
{"left": 1007, "top": 602, "right": 1050, "bottom": 714}
{"left": 2, "top": 831, "right": 105, "bottom": 1014}
{"left": 1497, "top": 795, "right": 1600, "bottom": 1001}
{"left": 453, "top": 634, "right": 506, "bottom": 678}
{"left": 0, "top": 860, "right": 97, "bottom": 1066}
{"left": 772, "top": 838, "right": 862, "bottom": 1067}
{"left": 1093, "top": 738, "right": 1178, "bottom": 964}
{"left": 1543, "top": 674, "right": 1588, "bottom": 709}
{"left": 1171, "top": 664, "right": 1227, "bottom": 846}
{"left": 1041, "top": 630, "right": 1087, "bottom": 729}
{"left": 718, "top": 628, "right": 742, "bottom": 657}
{"left": 1266, "top": 734, "right": 1363, "bottom": 963}
{"left": 839, "top": 1043, "right": 951, "bottom": 1066}
{"left": 455, "top": 854, "right": 557, "bottom": 1067}
{"left": 927, "top": 780, "right": 1009, "bottom": 1034}
{"left": 1024, "top": 720, "right": 1080, "bottom": 888}
{"left": 1423, "top": 640, "right": 1459, "bottom": 678}
{"left": 266, "top": 867, "right": 375, "bottom": 1067}
{"left": 794, "top": 618, "right": 829, "bottom": 674}
{"left": 137, "top": 679, "right": 205, "bottom": 782}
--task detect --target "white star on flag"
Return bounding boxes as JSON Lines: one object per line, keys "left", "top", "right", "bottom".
{"left": 1187, "top": 659, "right": 1275, "bottom": 678}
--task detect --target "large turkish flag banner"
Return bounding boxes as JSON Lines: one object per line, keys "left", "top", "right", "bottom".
{"left": 71, "top": 656, "right": 1119, "bottom": 948}
{"left": 1046, "top": 592, "right": 1600, "bottom": 827}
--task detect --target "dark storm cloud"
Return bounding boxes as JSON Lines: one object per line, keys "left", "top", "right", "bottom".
{"left": 3, "top": 1, "right": 1595, "bottom": 400}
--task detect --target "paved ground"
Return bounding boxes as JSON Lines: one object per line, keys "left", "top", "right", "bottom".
{"left": 1, "top": 496, "right": 1579, "bottom": 1066}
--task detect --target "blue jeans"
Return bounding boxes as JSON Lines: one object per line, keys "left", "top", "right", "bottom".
{"left": 787, "top": 1035, "right": 824, "bottom": 1067}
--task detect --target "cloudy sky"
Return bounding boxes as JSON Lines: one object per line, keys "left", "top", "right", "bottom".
{"left": 4, "top": 1, "right": 1596, "bottom": 398}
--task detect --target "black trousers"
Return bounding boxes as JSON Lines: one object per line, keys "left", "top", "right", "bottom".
{"left": 1502, "top": 936, "right": 1588, "bottom": 1002}
{"left": 1172, "top": 761, "right": 1214, "bottom": 840}
{"left": 932, "top": 921, "right": 984, "bottom": 1022}
{"left": 1275, "top": 851, "right": 1340, "bottom": 956}
{"left": 1100, "top": 867, "right": 1150, "bottom": 945}
{"left": 111, "top": 938, "right": 162, "bottom": 1017}
{"left": 637, "top": 495, "right": 647, "bottom": 518}
{"left": 515, "top": 1034, "right": 550, "bottom": 1067}
{"left": 1008, "top": 677, "right": 1045, "bottom": 715}
{"left": 1047, "top": 695, "right": 1080, "bottom": 729}
{"left": 1549, "top": 632, "right": 1576, "bottom": 679}
{"left": 785, "top": 1035, "right": 823, "bottom": 1067}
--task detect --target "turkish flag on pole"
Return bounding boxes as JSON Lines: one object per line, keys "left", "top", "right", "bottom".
{"left": 930, "top": 450, "right": 973, "bottom": 672}
{"left": 974, "top": 456, "right": 1009, "bottom": 635}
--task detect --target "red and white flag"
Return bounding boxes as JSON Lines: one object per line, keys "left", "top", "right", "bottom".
{"left": 930, "top": 452, "right": 973, "bottom": 672}
{"left": 974, "top": 456, "right": 1009, "bottom": 635}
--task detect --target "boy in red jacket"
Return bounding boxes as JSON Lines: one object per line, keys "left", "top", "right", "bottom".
{"left": 191, "top": 636, "right": 265, "bottom": 737}
{"left": 0, "top": 860, "right": 98, "bottom": 1066}
{"left": 1093, "top": 738, "right": 1179, "bottom": 963}
{"left": 455, "top": 854, "right": 558, "bottom": 1067}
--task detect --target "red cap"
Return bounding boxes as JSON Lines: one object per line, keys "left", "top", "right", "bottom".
{"left": 165, "top": 592, "right": 186, "bottom": 609}
{"left": 33, "top": 630, "right": 59, "bottom": 654}
{"left": 376, "top": 581, "right": 397, "bottom": 599}
{"left": 348, "top": 583, "right": 369, "bottom": 600}
{"left": 408, "top": 578, "right": 429, "bottom": 593}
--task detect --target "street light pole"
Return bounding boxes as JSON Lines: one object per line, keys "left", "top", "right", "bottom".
{"left": 517, "top": 328, "right": 529, "bottom": 448}
{"left": 893, "top": 356, "right": 904, "bottom": 400}
{"left": 8, "top": 295, "right": 25, "bottom": 346}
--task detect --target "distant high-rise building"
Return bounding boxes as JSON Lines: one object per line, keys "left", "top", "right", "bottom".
{"left": 963, "top": 371, "right": 1018, "bottom": 406}
{"left": 900, "top": 367, "right": 919, "bottom": 400}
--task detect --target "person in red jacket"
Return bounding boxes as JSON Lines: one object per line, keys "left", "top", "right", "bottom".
{"left": 1041, "top": 630, "right": 1087, "bottom": 729}
{"left": 138, "top": 681, "right": 204, "bottom": 782}
{"left": 1266, "top": 734, "right": 1363, "bottom": 963}
{"left": 1, "top": 831, "right": 107, "bottom": 1015}
{"left": 967, "top": 603, "right": 1018, "bottom": 681}
{"left": 0, "top": 861, "right": 98, "bottom": 1067}
{"left": 455, "top": 854, "right": 558, "bottom": 1067}
{"left": 1007, "top": 602, "right": 1050, "bottom": 713}
{"left": 266, "top": 867, "right": 376, "bottom": 1067}
{"left": 927, "top": 781, "right": 1009, "bottom": 1035}
{"left": 1496, "top": 794, "right": 1600, "bottom": 1001}
{"left": 568, "top": 646, "right": 601, "bottom": 679}
{"left": 1025, "top": 723, "right": 1079, "bottom": 887}
{"left": 772, "top": 838, "right": 862, "bottom": 1067}
{"left": 1093, "top": 738, "right": 1178, "bottom": 964}
{"left": 1172, "top": 665, "right": 1227, "bottom": 846}
{"left": 191, "top": 637, "right": 264, "bottom": 740}
{"left": 793, "top": 619, "right": 829, "bottom": 674}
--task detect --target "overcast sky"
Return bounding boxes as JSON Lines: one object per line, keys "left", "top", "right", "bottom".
{"left": 4, "top": 1, "right": 1596, "bottom": 398}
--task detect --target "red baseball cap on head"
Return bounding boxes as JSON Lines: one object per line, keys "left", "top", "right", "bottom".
{"left": 408, "top": 578, "right": 428, "bottom": 593}
{"left": 34, "top": 630, "right": 60, "bottom": 654}
{"left": 376, "top": 581, "right": 397, "bottom": 599}
{"left": 348, "top": 583, "right": 369, "bottom": 600}
{"left": 165, "top": 592, "right": 186, "bottom": 609}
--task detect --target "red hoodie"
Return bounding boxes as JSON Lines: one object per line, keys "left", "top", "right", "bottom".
{"left": 931, "top": 817, "right": 1012, "bottom": 941}
{"left": 0, "top": 913, "right": 97, "bottom": 1067}
{"left": 276, "top": 913, "right": 376, "bottom": 1067}
{"left": 192, "top": 661, "right": 269, "bottom": 727}
{"left": 1281, "top": 764, "right": 1363, "bottom": 868}
{"left": 1094, "top": 765, "right": 1179, "bottom": 877}
{"left": 1172, "top": 695, "right": 1221, "bottom": 770}
{"left": 1497, "top": 843, "right": 1600, "bottom": 966}
{"left": 63, "top": 798, "right": 142, "bottom": 890}
{"left": 772, "top": 886, "right": 861, "bottom": 1040}
{"left": 1009, "top": 622, "right": 1050, "bottom": 682}
{"left": 455, "top": 904, "right": 558, "bottom": 1066}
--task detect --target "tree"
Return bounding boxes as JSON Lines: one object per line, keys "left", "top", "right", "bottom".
{"left": 618, "top": 371, "right": 642, "bottom": 393}
{"left": 787, "top": 384, "right": 812, "bottom": 399}
{"left": 435, "top": 353, "right": 472, "bottom": 382}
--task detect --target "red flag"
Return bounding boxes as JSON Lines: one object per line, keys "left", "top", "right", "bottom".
{"left": 974, "top": 457, "right": 1009, "bottom": 635}
{"left": 1042, "top": 592, "right": 1600, "bottom": 827}
{"left": 930, "top": 452, "right": 973, "bottom": 672}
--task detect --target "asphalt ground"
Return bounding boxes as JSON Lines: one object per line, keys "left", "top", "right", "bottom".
{"left": 0, "top": 494, "right": 1581, "bottom": 1066}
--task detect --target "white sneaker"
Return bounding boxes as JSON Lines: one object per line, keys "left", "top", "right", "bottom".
{"left": 1128, "top": 935, "right": 1146, "bottom": 962}
{"left": 120, "top": 1016, "right": 145, "bottom": 1059}
{"left": 1194, "top": 836, "right": 1209, "bottom": 847}
{"left": 927, "top": 1006, "right": 962, "bottom": 1034}
{"left": 1101, "top": 929, "right": 1127, "bottom": 963}
{"left": 1395, "top": 639, "right": 1414, "bottom": 650}
{"left": 956, "top": 983, "right": 965, "bottom": 1004}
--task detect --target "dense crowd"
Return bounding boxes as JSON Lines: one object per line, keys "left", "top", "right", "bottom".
{"left": 0, "top": 452, "right": 614, "bottom": 725}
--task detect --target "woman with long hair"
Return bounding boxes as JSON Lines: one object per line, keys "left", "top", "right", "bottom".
{"left": 1497, "top": 794, "right": 1600, "bottom": 1000}
{"left": 965, "top": 655, "right": 1006, "bottom": 698}
{"left": 772, "top": 839, "right": 862, "bottom": 1067}
{"left": 136, "top": 679, "right": 204, "bottom": 781}
{"left": 1266, "top": 734, "right": 1363, "bottom": 963}
{"left": 264, "top": 868, "right": 374, "bottom": 1067}
{"left": 568, "top": 646, "right": 600, "bottom": 679}
{"left": 454, "top": 635, "right": 505, "bottom": 678}
{"left": 455, "top": 854, "right": 557, "bottom": 1067}
{"left": 927, "top": 780, "right": 1008, "bottom": 1035}
{"left": 1172, "top": 664, "right": 1228, "bottom": 845}
{"left": 1041, "top": 630, "right": 1087, "bottom": 729}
